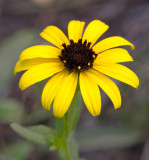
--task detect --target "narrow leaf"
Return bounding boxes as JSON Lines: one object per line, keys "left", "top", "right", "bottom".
{"left": 10, "top": 123, "right": 54, "bottom": 146}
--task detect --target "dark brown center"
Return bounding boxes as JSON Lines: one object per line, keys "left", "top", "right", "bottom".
{"left": 59, "top": 39, "right": 97, "bottom": 72}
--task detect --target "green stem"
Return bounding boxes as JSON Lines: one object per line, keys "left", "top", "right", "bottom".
{"left": 55, "top": 87, "right": 82, "bottom": 160}
{"left": 64, "top": 139, "right": 71, "bottom": 160}
{"left": 65, "top": 88, "right": 79, "bottom": 138}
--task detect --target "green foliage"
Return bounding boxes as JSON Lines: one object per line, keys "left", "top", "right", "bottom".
{"left": 3, "top": 141, "right": 33, "bottom": 160}
{"left": 69, "top": 135, "right": 82, "bottom": 160}
{"left": 10, "top": 122, "right": 55, "bottom": 146}
{"left": 67, "top": 90, "right": 82, "bottom": 132}
{"left": 76, "top": 126, "right": 142, "bottom": 151}
{"left": 0, "top": 98, "right": 23, "bottom": 122}
{"left": 24, "top": 108, "right": 52, "bottom": 125}
{"left": 0, "top": 28, "right": 38, "bottom": 93}
{"left": 0, "top": 154, "right": 15, "bottom": 160}
{"left": 51, "top": 118, "right": 65, "bottom": 151}
{"left": 53, "top": 90, "right": 83, "bottom": 160}
{"left": 7, "top": 89, "right": 83, "bottom": 160}
{"left": 29, "top": 124, "right": 55, "bottom": 136}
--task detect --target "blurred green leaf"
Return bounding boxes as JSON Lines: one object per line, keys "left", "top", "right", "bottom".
{"left": 24, "top": 108, "right": 52, "bottom": 125}
{"left": 0, "top": 28, "right": 38, "bottom": 93}
{"left": 0, "top": 154, "right": 16, "bottom": 160}
{"left": 69, "top": 135, "right": 82, "bottom": 160}
{"left": 76, "top": 126, "right": 142, "bottom": 151}
{"left": 10, "top": 122, "right": 55, "bottom": 146}
{"left": 0, "top": 98, "right": 23, "bottom": 122}
{"left": 28, "top": 124, "right": 56, "bottom": 136}
{"left": 3, "top": 141, "right": 33, "bottom": 160}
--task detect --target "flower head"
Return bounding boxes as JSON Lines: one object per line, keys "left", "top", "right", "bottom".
{"left": 14, "top": 20, "right": 139, "bottom": 118}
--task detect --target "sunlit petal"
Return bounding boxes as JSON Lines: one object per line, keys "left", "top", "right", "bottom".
{"left": 14, "top": 58, "right": 60, "bottom": 75}
{"left": 42, "top": 69, "right": 68, "bottom": 110}
{"left": 86, "top": 69, "right": 121, "bottom": 109}
{"left": 93, "top": 36, "right": 135, "bottom": 54}
{"left": 82, "top": 20, "right": 109, "bottom": 47}
{"left": 79, "top": 71, "right": 101, "bottom": 116}
{"left": 19, "top": 62, "right": 64, "bottom": 90}
{"left": 19, "top": 45, "right": 61, "bottom": 61}
{"left": 53, "top": 72, "right": 78, "bottom": 118}
{"left": 94, "top": 64, "right": 139, "bottom": 88}
{"left": 40, "top": 26, "right": 69, "bottom": 49}
{"left": 68, "top": 20, "right": 85, "bottom": 42}
{"left": 94, "top": 48, "right": 133, "bottom": 65}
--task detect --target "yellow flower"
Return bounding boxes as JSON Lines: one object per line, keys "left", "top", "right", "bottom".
{"left": 14, "top": 20, "right": 139, "bottom": 118}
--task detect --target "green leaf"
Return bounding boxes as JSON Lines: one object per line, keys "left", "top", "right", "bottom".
{"left": 10, "top": 122, "right": 55, "bottom": 146}
{"left": 0, "top": 98, "right": 23, "bottom": 122}
{"left": 69, "top": 135, "right": 80, "bottom": 160}
{"left": 29, "top": 124, "right": 55, "bottom": 135}
{"left": 0, "top": 28, "right": 38, "bottom": 93}
{"left": 24, "top": 108, "right": 52, "bottom": 125}
{"left": 76, "top": 126, "right": 142, "bottom": 151}
{"left": 3, "top": 141, "right": 33, "bottom": 160}
{"left": 0, "top": 154, "right": 16, "bottom": 160}
{"left": 58, "top": 148, "right": 65, "bottom": 159}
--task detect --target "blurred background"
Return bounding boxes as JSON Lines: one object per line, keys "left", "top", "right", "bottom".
{"left": 0, "top": 0, "right": 148, "bottom": 160}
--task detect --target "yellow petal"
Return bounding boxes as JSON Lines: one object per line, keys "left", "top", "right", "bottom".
{"left": 19, "top": 62, "right": 64, "bottom": 90}
{"left": 14, "top": 58, "right": 59, "bottom": 75}
{"left": 94, "top": 64, "right": 139, "bottom": 88}
{"left": 19, "top": 45, "right": 61, "bottom": 61}
{"left": 93, "top": 36, "right": 135, "bottom": 54}
{"left": 40, "top": 26, "right": 69, "bottom": 49}
{"left": 82, "top": 20, "right": 109, "bottom": 47}
{"left": 79, "top": 71, "right": 101, "bottom": 116}
{"left": 68, "top": 20, "right": 85, "bottom": 42}
{"left": 53, "top": 72, "right": 78, "bottom": 118}
{"left": 94, "top": 48, "right": 133, "bottom": 65}
{"left": 86, "top": 69, "right": 121, "bottom": 109}
{"left": 42, "top": 69, "right": 68, "bottom": 110}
